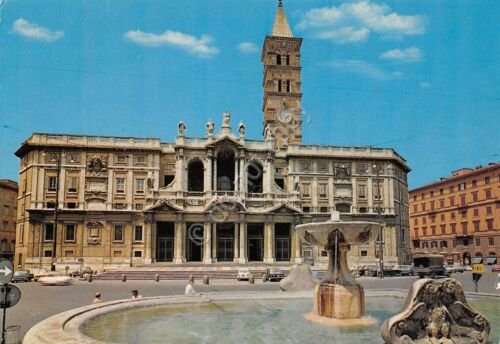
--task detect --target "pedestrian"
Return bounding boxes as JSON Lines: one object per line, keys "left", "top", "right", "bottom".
{"left": 92, "top": 292, "right": 102, "bottom": 304}
{"left": 185, "top": 280, "right": 196, "bottom": 295}
{"left": 131, "top": 289, "right": 142, "bottom": 299}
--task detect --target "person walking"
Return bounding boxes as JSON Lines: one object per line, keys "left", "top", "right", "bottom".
{"left": 185, "top": 281, "right": 196, "bottom": 295}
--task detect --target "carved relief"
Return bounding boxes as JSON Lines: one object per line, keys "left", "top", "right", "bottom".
{"left": 333, "top": 166, "right": 351, "bottom": 180}
{"left": 381, "top": 278, "right": 490, "bottom": 344}
{"left": 86, "top": 155, "right": 108, "bottom": 175}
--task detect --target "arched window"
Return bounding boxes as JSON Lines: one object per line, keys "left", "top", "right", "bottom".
{"left": 187, "top": 160, "right": 204, "bottom": 192}
{"left": 247, "top": 162, "right": 263, "bottom": 193}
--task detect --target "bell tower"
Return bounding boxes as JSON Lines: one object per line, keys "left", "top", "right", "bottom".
{"left": 262, "top": 0, "right": 303, "bottom": 148}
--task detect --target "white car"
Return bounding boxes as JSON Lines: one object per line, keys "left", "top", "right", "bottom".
{"left": 237, "top": 268, "right": 250, "bottom": 281}
{"left": 38, "top": 276, "right": 73, "bottom": 286}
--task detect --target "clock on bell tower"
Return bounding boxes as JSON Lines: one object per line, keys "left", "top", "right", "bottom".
{"left": 262, "top": 0, "right": 303, "bottom": 148}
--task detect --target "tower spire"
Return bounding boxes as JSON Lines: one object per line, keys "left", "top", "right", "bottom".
{"left": 272, "top": 0, "right": 293, "bottom": 37}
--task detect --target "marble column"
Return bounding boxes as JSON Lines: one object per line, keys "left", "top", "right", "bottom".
{"left": 264, "top": 221, "right": 275, "bottom": 263}
{"left": 144, "top": 221, "right": 152, "bottom": 264}
{"left": 151, "top": 222, "right": 157, "bottom": 263}
{"left": 173, "top": 221, "right": 185, "bottom": 264}
{"left": 206, "top": 156, "right": 213, "bottom": 197}
{"left": 239, "top": 157, "right": 246, "bottom": 195}
{"left": 239, "top": 222, "right": 247, "bottom": 263}
{"left": 233, "top": 223, "right": 239, "bottom": 262}
{"left": 203, "top": 222, "right": 212, "bottom": 264}
{"left": 211, "top": 224, "right": 217, "bottom": 262}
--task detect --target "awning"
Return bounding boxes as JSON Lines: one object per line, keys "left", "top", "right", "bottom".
{"left": 486, "top": 257, "right": 497, "bottom": 265}
{"left": 471, "top": 258, "right": 483, "bottom": 264}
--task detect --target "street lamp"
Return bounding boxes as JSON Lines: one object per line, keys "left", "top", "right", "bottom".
{"left": 374, "top": 164, "right": 384, "bottom": 279}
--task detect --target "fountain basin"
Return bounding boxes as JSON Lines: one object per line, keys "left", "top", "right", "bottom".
{"left": 23, "top": 290, "right": 500, "bottom": 344}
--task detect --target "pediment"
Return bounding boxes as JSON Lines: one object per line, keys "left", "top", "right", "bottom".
{"left": 205, "top": 197, "right": 247, "bottom": 213}
{"left": 267, "top": 203, "right": 302, "bottom": 215}
{"left": 145, "top": 199, "right": 182, "bottom": 213}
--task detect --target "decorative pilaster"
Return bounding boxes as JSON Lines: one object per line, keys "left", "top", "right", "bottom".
{"left": 173, "top": 218, "right": 186, "bottom": 264}
{"left": 233, "top": 223, "right": 240, "bottom": 262}
{"left": 211, "top": 223, "right": 217, "bottom": 262}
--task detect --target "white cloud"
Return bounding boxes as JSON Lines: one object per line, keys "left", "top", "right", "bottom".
{"left": 380, "top": 47, "right": 423, "bottom": 62}
{"left": 419, "top": 81, "right": 431, "bottom": 89}
{"left": 297, "top": 1, "right": 425, "bottom": 44}
{"left": 326, "top": 59, "right": 399, "bottom": 80}
{"left": 11, "top": 18, "right": 64, "bottom": 42}
{"left": 124, "top": 29, "right": 219, "bottom": 57}
{"left": 237, "top": 42, "right": 258, "bottom": 54}
{"left": 315, "top": 27, "right": 369, "bottom": 44}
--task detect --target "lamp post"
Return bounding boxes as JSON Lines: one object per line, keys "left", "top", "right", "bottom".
{"left": 374, "top": 164, "right": 384, "bottom": 279}
{"left": 50, "top": 153, "right": 62, "bottom": 271}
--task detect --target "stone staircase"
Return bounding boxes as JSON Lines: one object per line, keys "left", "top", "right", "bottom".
{"left": 94, "top": 263, "right": 294, "bottom": 281}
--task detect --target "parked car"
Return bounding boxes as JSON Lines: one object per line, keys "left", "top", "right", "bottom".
{"left": 264, "top": 268, "right": 285, "bottom": 282}
{"left": 312, "top": 271, "right": 326, "bottom": 282}
{"left": 413, "top": 254, "right": 450, "bottom": 278}
{"left": 11, "top": 270, "right": 33, "bottom": 283}
{"left": 452, "top": 265, "right": 466, "bottom": 273}
{"left": 237, "top": 268, "right": 251, "bottom": 281}
{"left": 69, "top": 266, "right": 93, "bottom": 279}
{"left": 492, "top": 264, "right": 500, "bottom": 272}
{"left": 394, "top": 265, "right": 414, "bottom": 276}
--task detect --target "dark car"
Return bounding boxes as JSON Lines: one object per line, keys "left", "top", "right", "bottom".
{"left": 264, "top": 268, "right": 285, "bottom": 282}
{"left": 12, "top": 270, "right": 33, "bottom": 283}
{"left": 413, "top": 254, "right": 450, "bottom": 278}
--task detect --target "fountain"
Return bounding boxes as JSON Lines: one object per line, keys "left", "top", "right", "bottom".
{"left": 296, "top": 213, "right": 379, "bottom": 324}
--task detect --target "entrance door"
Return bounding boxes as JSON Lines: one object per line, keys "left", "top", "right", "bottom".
{"left": 217, "top": 224, "right": 234, "bottom": 261}
{"left": 186, "top": 223, "right": 203, "bottom": 262}
{"left": 156, "top": 222, "right": 174, "bottom": 262}
{"left": 275, "top": 223, "right": 290, "bottom": 261}
{"left": 157, "top": 238, "right": 174, "bottom": 261}
{"left": 248, "top": 223, "right": 264, "bottom": 261}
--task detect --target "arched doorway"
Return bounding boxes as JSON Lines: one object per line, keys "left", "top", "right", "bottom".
{"left": 247, "top": 161, "right": 263, "bottom": 193}
{"left": 217, "top": 149, "right": 235, "bottom": 191}
{"left": 187, "top": 159, "right": 204, "bottom": 192}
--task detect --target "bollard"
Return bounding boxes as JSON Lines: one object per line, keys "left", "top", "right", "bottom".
{"left": 203, "top": 275, "right": 209, "bottom": 285}
{"left": 188, "top": 274, "right": 194, "bottom": 283}
{"left": 249, "top": 274, "right": 254, "bottom": 284}
{"left": 122, "top": 274, "right": 127, "bottom": 282}
{"left": 262, "top": 273, "right": 268, "bottom": 283}
{"left": 87, "top": 274, "right": 92, "bottom": 282}
{"left": 155, "top": 274, "right": 160, "bottom": 282}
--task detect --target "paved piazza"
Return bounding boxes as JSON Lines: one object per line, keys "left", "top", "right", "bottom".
{"left": 6, "top": 272, "right": 499, "bottom": 341}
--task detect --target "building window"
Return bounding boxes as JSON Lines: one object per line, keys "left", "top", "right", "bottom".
{"left": 486, "top": 206, "right": 492, "bottom": 215}
{"left": 116, "top": 178, "right": 125, "bottom": 193}
{"left": 134, "top": 251, "right": 142, "bottom": 258}
{"left": 134, "top": 225, "right": 143, "bottom": 242}
{"left": 135, "top": 204, "right": 144, "bottom": 210}
{"left": 430, "top": 201, "right": 435, "bottom": 211}
{"left": 439, "top": 199, "right": 444, "bottom": 208}
{"left": 461, "top": 223, "right": 468, "bottom": 235}
{"left": 449, "top": 186, "right": 454, "bottom": 192}
{"left": 422, "top": 227, "right": 427, "bottom": 236}
{"left": 489, "top": 237, "right": 495, "bottom": 246}
{"left": 44, "top": 250, "right": 52, "bottom": 257}
{"left": 116, "top": 155, "right": 128, "bottom": 164}
{"left": 450, "top": 212, "right": 455, "bottom": 220}
{"left": 460, "top": 195, "right": 466, "bottom": 206}
{"left": 135, "top": 179, "right": 145, "bottom": 194}
{"left": 452, "top": 239, "right": 457, "bottom": 248}
{"left": 486, "top": 219, "right": 493, "bottom": 231}
{"left": 474, "top": 221, "right": 480, "bottom": 232}
{"left": 302, "top": 207, "right": 310, "bottom": 213}
{"left": 440, "top": 214, "right": 445, "bottom": 221}
{"left": 461, "top": 210, "right": 467, "bottom": 219}
{"left": 134, "top": 155, "right": 146, "bottom": 165}
{"left": 440, "top": 225, "right": 445, "bottom": 234}
{"left": 485, "top": 189, "right": 492, "bottom": 199}
{"left": 164, "top": 175, "right": 175, "bottom": 187}
{"left": 472, "top": 192, "right": 478, "bottom": 202}
{"left": 430, "top": 191, "right": 434, "bottom": 197}
{"left": 318, "top": 160, "right": 328, "bottom": 172}
{"left": 431, "top": 241, "right": 438, "bottom": 248}
{"left": 449, "top": 197, "right": 455, "bottom": 206}
{"left": 114, "top": 225, "right": 124, "bottom": 242}
{"left": 360, "top": 250, "right": 368, "bottom": 257}
{"left": 484, "top": 176, "right": 490, "bottom": 184}
{"left": 48, "top": 176, "right": 57, "bottom": 191}
{"left": 472, "top": 180, "right": 477, "bottom": 187}
{"left": 65, "top": 224, "right": 75, "bottom": 242}
{"left": 414, "top": 218, "right": 418, "bottom": 226}
{"left": 318, "top": 184, "right": 328, "bottom": 199}
{"left": 440, "top": 241, "right": 448, "bottom": 248}
{"left": 421, "top": 203, "right": 426, "bottom": 211}
{"left": 431, "top": 226, "right": 436, "bottom": 236}
{"left": 357, "top": 185, "right": 366, "bottom": 199}
{"left": 301, "top": 183, "right": 310, "bottom": 198}
{"left": 458, "top": 183, "right": 466, "bottom": 191}
{"left": 67, "top": 176, "right": 78, "bottom": 193}
{"left": 451, "top": 223, "right": 456, "bottom": 234}
{"left": 473, "top": 208, "right": 479, "bottom": 217}
{"left": 422, "top": 217, "right": 427, "bottom": 224}
{"left": 44, "top": 224, "right": 54, "bottom": 241}
{"left": 413, "top": 205, "right": 417, "bottom": 213}
{"left": 475, "top": 237, "right": 481, "bottom": 246}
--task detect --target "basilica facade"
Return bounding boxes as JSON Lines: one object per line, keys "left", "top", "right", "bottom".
{"left": 14, "top": 2, "right": 410, "bottom": 271}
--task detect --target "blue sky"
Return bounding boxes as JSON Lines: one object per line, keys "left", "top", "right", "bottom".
{"left": 0, "top": 0, "right": 498, "bottom": 189}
